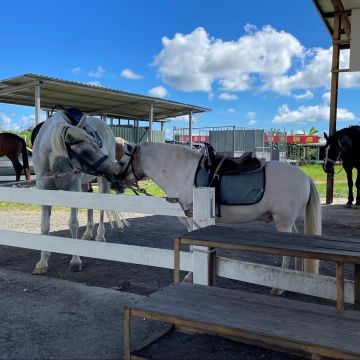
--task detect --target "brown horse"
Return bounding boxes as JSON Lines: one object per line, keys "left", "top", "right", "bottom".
{"left": 0, "top": 132, "right": 31, "bottom": 182}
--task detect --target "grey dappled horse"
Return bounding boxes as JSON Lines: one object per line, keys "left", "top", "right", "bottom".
{"left": 32, "top": 111, "right": 122, "bottom": 274}
{"left": 116, "top": 142, "right": 322, "bottom": 289}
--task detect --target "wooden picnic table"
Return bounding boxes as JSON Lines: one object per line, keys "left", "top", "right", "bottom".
{"left": 174, "top": 225, "right": 360, "bottom": 310}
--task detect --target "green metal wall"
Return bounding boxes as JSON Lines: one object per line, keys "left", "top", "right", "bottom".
{"left": 109, "top": 125, "right": 165, "bottom": 143}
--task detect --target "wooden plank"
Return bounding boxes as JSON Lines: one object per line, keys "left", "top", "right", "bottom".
{"left": 355, "top": 264, "right": 360, "bottom": 310}
{"left": 181, "top": 226, "right": 360, "bottom": 251}
{"left": 0, "top": 187, "right": 186, "bottom": 217}
{"left": 217, "top": 257, "right": 355, "bottom": 304}
{"left": 124, "top": 307, "right": 131, "bottom": 360}
{"left": 130, "top": 284, "right": 360, "bottom": 358}
{"left": 0, "top": 230, "right": 193, "bottom": 271}
{"left": 174, "top": 238, "right": 180, "bottom": 283}
{"left": 179, "top": 226, "right": 360, "bottom": 262}
{"left": 336, "top": 262, "right": 345, "bottom": 310}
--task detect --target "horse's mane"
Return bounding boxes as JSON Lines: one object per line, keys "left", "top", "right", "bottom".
{"left": 145, "top": 142, "right": 200, "bottom": 157}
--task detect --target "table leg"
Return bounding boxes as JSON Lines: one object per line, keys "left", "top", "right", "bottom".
{"left": 355, "top": 264, "right": 360, "bottom": 310}
{"left": 336, "top": 262, "right": 345, "bottom": 310}
{"left": 174, "top": 238, "right": 180, "bottom": 283}
{"left": 124, "top": 307, "right": 131, "bottom": 360}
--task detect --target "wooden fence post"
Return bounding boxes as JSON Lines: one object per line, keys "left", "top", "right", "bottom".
{"left": 192, "top": 187, "right": 216, "bottom": 285}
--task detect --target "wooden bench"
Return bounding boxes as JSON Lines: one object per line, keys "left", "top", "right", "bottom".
{"left": 124, "top": 226, "right": 360, "bottom": 359}
{"left": 124, "top": 283, "right": 360, "bottom": 359}
{"left": 174, "top": 225, "right": 360, "bottom": 310}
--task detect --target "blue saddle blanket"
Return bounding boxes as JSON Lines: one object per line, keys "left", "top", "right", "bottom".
{"left": 195, "top": 168, "right": 265, "bottom": 205}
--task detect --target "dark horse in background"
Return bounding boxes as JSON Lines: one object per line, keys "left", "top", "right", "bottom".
{"left": 0, "top": 132, "right": 31, "bottom": 182}
{"left": 323, "top": 126, "right": 360, "bottom": 207}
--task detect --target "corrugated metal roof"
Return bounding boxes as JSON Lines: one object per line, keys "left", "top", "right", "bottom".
{"left": 313, "top": 0, "right": 360, "bottom": 46}
{"left": 0, "top": 73, "right": 210, "bottom": 122}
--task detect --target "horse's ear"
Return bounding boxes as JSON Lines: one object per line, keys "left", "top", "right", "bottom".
{"left": 324, "top": 132, "right": 329, "bottom": 141}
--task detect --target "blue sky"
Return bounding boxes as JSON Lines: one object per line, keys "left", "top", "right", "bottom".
{"left": 1, "top": 0, "right": 360, "bottom": 138}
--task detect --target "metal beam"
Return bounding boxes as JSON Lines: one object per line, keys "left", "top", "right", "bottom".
{"left": 189, "top": 110, "right": 193, "bottom": 149}
{"left": 35, "top": 82, "right": 41, "bottom": 126}
{"left": 0, "top": 81, "right": 39, "bottom": 96}
{"left": 148, "top": 102, "right": 154, "bottom": 142}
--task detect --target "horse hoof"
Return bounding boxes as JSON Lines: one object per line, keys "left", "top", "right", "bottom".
{"left": 271, "top": 288, "right": 285, "bottom": 296}
{"left": 95, "top": 236, "right": 105, "bottom": 242}
{"left": 69, "top": 263, "right": 82, "bottom": 272}
{"left": 33, "top": 267, "right": 48, "bottom": 275}
{"left": 82, "top": 233, "right": 93, "bottom": 240}
{"left": 354, "top": 204, "right": 360, "bottom": 210}
{"left": 182, "top": 272, "right": 193, "bottom": 283}
{"left": 344, "top": 203, "right": 353, "bottom": 208}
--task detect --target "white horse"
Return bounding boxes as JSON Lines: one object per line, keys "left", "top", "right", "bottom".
{"left": 116, "top": 142, "right": 322, "bottom": 278}
{"left": 32, "top": 111, "right": 122, "bottom": 274}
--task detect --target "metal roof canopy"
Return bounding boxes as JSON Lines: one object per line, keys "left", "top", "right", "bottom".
{"left": 313, "top": 0, "right": 360, "bottom": 204}
{"left": 0, "top": 73, "right": 210, "bottom": 123}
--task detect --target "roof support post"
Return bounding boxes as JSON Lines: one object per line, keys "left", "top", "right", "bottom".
{"left": 326, "top": 12, "right": 341, "bottom": 204}
{"left": 34, "top": 82, "right": 41, "bottom": 125}
{"left": 148, "top": 102, "right": 154, "bottom": 142}
{"left": 189, "top": 110, "right": 193, "bottom": 149}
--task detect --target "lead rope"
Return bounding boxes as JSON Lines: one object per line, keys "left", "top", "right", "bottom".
{"left": 0, "top": 169, "right": 79, "bottom": 187}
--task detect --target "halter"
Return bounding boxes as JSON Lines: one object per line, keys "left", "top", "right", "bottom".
{"left": 120, "top": 145, "right": 144, "bottom": 182}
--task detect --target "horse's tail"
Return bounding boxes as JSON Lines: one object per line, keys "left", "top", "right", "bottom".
{"left": 303, "top": 177, "right": 322, "bottom": 273}
{"left": 20, "top": 138, "right": 31, "bottom": 181}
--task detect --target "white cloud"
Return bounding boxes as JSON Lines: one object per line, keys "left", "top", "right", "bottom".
{"left": 272, "top": 103, "right": 356, "bottom": 124}
{"left": 121, "top": 68, "right": 143, "bottom": 80}
{"left": 85, "top": 81, "right": 103, "bottom": 87}
{"left": 88, "top": 66, "right": 105, "bottom": 78}
{"left": 71, "top": 67, "right": 82, "bottom": 74}
{"left": 0, "top": 112, "right": 13, "bottom": 130}
{"left": 153, "top": 25, "right": 303, "bottom": 93}
{"left": 153, "top": 26, "right": 360, "bottom": 96}
{"left": 148, "top": 86, "right": 168, "bottom": 98}
{"left": 322, "top": 91, "right": 331, "bottom": 104}
{"left": 293, "top": 90, "right": 314, "bottom": 100}
{"left": 246, "top": 111, "right": 257, "bottom": 126}
{"left": 218, "top": 92, "right": 238, "bottom": 101}
{"left": 228, "top": 108, "right": 235, "bottom": 112}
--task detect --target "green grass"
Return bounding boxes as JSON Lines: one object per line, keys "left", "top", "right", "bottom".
{"left": 0, "top": 164, "right": 350, "bottom": 211}
{"left": 299, "top": 163, "right": 349, "bottom": 198}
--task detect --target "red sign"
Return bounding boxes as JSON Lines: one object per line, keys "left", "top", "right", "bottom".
{"left": 264, "top": 135, "right": 319, "bottom": 144}
{"left": 177, "top": 135, "right": 210, "bottom": 143}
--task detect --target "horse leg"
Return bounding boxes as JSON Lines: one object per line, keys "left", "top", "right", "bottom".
{"left": 82, "top": 183, "right": 95, "bottom": 240}
{"left": 95, "top": 177, "right": 107, "bottom": 241}
{"left": 11, "top": 159, "right": 23, "bottom": 182}
{"left": 345, "top": 166, "right": 354, "bottom": 207}
{"left": 33, "top": 205, "right": 52, "bottom": 274}
{"left": 293, "top": 224, "right": 304, "bottom": 271}
{"left": 68, "top": 207, "right": 82, "bottom": 272}
{"left": 271, "top": 217, "right": 294, "bottom": 295}
{"left": 355, "top": 168, "right": 360, "bottom": 208}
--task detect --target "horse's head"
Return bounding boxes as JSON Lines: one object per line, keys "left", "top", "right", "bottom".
{"left": 116, "top": 143, "right": 145, "bottom": 186}
{"left": 323, "top": 132, "right": 340, "bottom": 174}
{"left": 52, "top": 123, "right": 122, "bottom": 184}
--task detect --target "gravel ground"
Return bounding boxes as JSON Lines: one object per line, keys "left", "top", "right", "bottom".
{"left": 0, "top": 197, "right": 359, "bottom": 359}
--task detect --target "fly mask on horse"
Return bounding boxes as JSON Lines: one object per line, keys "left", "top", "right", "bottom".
{"left": 32, "top": 110, "right": 123, "bottom": 274}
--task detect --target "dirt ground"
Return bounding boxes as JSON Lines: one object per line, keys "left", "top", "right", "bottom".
{"left": 0, "top": 198, "right": 359, "bottom": 359}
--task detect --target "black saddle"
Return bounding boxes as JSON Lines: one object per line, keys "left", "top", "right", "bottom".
{"left": 64, "top": 107, "right": 84, "bottom": 126}
{"left": 204, "top": 143, "right": 263, "bottom": 177}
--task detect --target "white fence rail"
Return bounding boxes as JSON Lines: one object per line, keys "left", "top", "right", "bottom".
{"left": 0, "top": 186, "right": 354, "bottom": 303}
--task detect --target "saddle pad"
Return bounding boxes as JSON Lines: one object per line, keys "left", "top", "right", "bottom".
{"left": 195, "top": 168, "right": 265, "bottom": 205}
{"left": 219, "top": 168, "right": 265, "bottom": 205}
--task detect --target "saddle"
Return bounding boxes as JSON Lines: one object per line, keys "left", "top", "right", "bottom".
{"left": 196, "top": 144, "right": 266, "bottom": 216}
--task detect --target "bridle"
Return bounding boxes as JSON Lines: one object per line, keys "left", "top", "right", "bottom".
{"left": 64, "top": 126, "right": 109, "bottom": 174}
{"left": 323, "top": 138, "right": 344, "bottom": 175}
{"left": 119, "top": 145, "right": 144, "bottom": 183}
